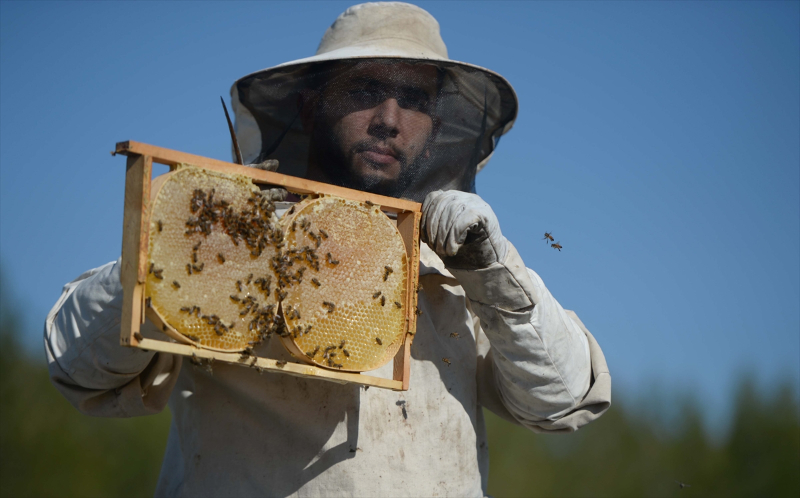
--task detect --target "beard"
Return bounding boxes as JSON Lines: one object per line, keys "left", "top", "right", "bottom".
{"left": 309, "top": 126, "right": 426, "bottom": 198}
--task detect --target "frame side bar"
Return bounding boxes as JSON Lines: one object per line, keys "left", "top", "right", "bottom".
{"left": 115, "top": 141, "right": 421, "bottom": 214}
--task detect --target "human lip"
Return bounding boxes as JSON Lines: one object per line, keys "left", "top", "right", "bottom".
{"left": 360, "top": 146, "right": 398, "bottom": 165}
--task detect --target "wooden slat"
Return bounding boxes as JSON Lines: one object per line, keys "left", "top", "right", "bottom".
{"left": 134, "top": 338, "right": 404, "bottom": 391}
{"left": 115, "top": 141, "right": 421, "bottom": 214}
{"left": 120, "top": 154, "right": 152, "bottom": 347}
{"left": 392, "top": 211, "right": 421, "bottom": 390}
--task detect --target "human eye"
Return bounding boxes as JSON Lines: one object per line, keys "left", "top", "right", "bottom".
{"left": 398, "top": 88, "right": 431, "bottom": 113}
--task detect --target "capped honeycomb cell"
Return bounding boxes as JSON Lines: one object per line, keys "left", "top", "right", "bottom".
{"left": 146, "top": 166, "right": 282, "bottom": 351}
{"left": 279, "top": 196, "right": 408, "bottom": 372}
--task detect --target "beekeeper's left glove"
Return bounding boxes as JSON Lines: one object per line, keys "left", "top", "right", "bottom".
{"left": 421, "top": 190, "right": 509, "bottom": 270}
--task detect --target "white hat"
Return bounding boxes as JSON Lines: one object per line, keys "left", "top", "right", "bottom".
{"left": 230, "top": 2, "right": 518, "bottom": 199}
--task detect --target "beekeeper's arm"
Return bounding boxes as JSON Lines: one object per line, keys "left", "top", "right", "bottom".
{"left": 44, "top": 259, "right": 181, "bottom": 417}
{"left": 422, "top": 191, "right": 611, "bottom": 432}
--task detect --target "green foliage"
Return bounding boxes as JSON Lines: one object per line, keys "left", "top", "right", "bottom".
{"left": 0, "top": 300, "right": 171, "bottom": 498}
{"left": 0, "top": 272, "right": 796, "bottom": 497}
{"left": 485, "top": 380, "right": 800, "bottom": 497}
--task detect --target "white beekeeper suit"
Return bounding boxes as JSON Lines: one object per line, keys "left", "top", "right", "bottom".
{"left": 45, "top": 3, "right": 611, "bottom": 497}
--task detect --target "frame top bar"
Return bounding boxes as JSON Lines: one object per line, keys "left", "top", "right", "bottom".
{"left": 114, "top": 140, "right": 421, "bottom": 213}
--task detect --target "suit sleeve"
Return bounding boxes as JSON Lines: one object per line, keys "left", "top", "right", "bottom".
{"left": 452, "top": 243, "right": 611, "bottom": 432}
{"left": 44, "top": 259, "right": 181, "bottom": 418}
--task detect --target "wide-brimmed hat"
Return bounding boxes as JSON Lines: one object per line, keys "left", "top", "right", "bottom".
{"left": 230, "top": 2, "right": 518, "bottom": 200}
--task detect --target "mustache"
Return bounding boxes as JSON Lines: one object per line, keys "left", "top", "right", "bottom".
{"left": 352, "top": 140, "right": 406, "bottom": 165}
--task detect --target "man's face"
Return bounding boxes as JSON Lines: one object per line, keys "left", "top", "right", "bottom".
{"left": 309, "top": 62, "right": 438, "bottom": 195}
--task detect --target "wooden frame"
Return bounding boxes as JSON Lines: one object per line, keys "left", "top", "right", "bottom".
{"left": 116, "top": 141, "right": 420, "bottom": 391}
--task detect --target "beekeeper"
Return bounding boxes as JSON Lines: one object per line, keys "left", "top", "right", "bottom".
{"left": 45, "top": 3, "right": 611, "bottom": 497}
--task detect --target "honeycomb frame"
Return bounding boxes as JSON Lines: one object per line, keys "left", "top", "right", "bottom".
{"left": 116, "top": 141, "right": 420, "bottom": 391}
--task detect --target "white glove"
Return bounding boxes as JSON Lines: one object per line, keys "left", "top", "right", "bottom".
{"left": 250, "top": 159, "right": 288, "bottom": 201}
{"left": 421, "top": 190, "right": 509, "bottom": 270}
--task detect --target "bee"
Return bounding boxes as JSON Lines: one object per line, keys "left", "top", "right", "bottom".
{"left": 364, "top": 200, "right": 374, "bottom": 207}
{"left": 157, "top": 220, "right": 163, "bottom": 232}
{"left": 543, "top": 232, "right": 554, "bottom": 243}
{"left": 373, "top": 291, "right": 382, "bottom": 299}
{"left": 193, "top": 241, "right": 202, "bottom": 251}
{"left": 148, "top": 263, "right": 154, "bottom": 274}
{"left": 415, "top": 282, "right": 423, "bottom": 293}
{"left": 339, "top": 340, "right": 346, "bottom": 349}
{"left": 380, "top": 296, "right": 386, "bottom": 306}
{"left": 217, "top": 253, "right": 225, "bottom": 264}
{"left": 415, "top": 307, "right": 423, "bottom": 316}
{"left": 275, "top": 360, "right": 287, "bottom": 368}
{"left": 230, "top": 295, "right": 240, "bottom": 302}
{"left": 236, "top": 280, "right": 243, "bottom": 292}
{"left": 278, "top": 290, "right": 288, "bottom": 300}
{"left": 311, "top": 278, "right": 321, "bottom": 287}
{"left": 326, "top": 253, "right": 339, "bottom": 265}
{"left": 394, "top": 301, "right": 402, "bottom": 309}
{"left": 186, "top": 264, "right": 193, "bottom": 275}
{"left": 383, "top": 266, "right": 393, "bottom": 281}
{"left": 551, "top": 242, "right": 563, "bottom": 251}
{"left": 133, "top": 331, "right": 144, "bottom": 342}
{"left": 307, "top": 346, "right": 320, "bottom": 358}
{"left": 185, "top": 334, "right": 199, "bottom": 342}
{"left": 342, "top": 349, "right": 350, "bottom": 357}
{"left": 192, "top": 251, "right": 198, "bottom": 263}
{"left": 288, "top": 206, "right": 295, "bottom": 215}
{"left": 247, "top": 273, "right": 253, "bottom": 285}
{"left": 333, "top": 363, "right": 343, "bottom": 369}
{"left": 291, "top": 221, "right": 297, "bottom": 232}
{"left": 375, "top": 337, "right": 383, "bottom": 345}
{"left": 322, "top": 301, "right": 335, "bottom": 313}
{"left": 172, "top": 281, "right": 181, "bottom": 289}
{"left": 319, "top": 229, "right": 328, "bottom": 239}
{"left": 449, "top": 332, "right": 460, "bottom": 339}
{"left": 442, "top": 358, "right": 451, "bottom": 366}
{"left": 145, "top": 297, "right": 152, "bottom": 308}
{"left": 153, "top": 269, "right": 164, "bottom": 280}
{"left": 192, "top": 263, "right": 204, "bottom": 272}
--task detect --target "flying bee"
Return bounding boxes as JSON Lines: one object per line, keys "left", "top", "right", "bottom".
{"left": 326, "top": 253, "right": 339, "bottom": 265}
{"left": 375, "top": 337, "right": 383, "bottom": 346}
{"left": 373, "top": 291, "right": 382, "bottom": 299}
{"left": 311, "top": 278, "right": 321, "bottom": 287}
{"left": 172, "top": 281, "right": 181, "bottom": 289}
{"left": 157, "top": 220, "right": 163, "bottom": 232}
{"left": 383, "top": 266, "right": 393, "bottom": 281}
{"left": 342, "top": 349, "right": 350, "bottom": 357}
{"left": 275, "top": 360, "right": 287, "bottom": 368}
{"left": 543, "top": 232, "right": 554, "bottom": 243}
{"left": 394, "top": 301, "right": 402, "bottom": 309}
{"left": 217, "top": 253, "right": 225, "bottom": 264}
{"left": 319, "top": 229, "right": 328, "bottom": 239}
{"left": 322, "top": 301, "right": 335, "bottom": 313}
{"left": 449, "top": 332, "right": 460, "bottom": 339}
{"left": 442, "top": 358, "right": 451, "bottom": 366}
{"left": 551, "top": 242, "right": 563, "bottom": 251}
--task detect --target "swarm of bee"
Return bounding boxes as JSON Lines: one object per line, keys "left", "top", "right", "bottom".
{"left": 146, "top": 168, "right": 410, "bottom": 373}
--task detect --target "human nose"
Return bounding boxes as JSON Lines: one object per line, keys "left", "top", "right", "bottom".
{"left": 369, "top": 98, "right": 401, "bottom": 139}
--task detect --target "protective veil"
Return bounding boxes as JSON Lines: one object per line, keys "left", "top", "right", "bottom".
{"left": 231, "top": 3, "right": 517, "bottom": 201}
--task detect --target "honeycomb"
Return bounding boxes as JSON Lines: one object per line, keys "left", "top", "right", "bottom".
{"left": 279, "top": 196, "right": 408, "bottom": 372}
{"left": 146, "top": 166, "right": 282, "bottom": 351}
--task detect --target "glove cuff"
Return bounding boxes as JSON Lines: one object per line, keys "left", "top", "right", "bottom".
{"left": 449, "top": 243, "right": 538, "bottom": 310}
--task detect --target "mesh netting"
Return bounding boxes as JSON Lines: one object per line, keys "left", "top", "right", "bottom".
{"left": 233, "top": 58, "right": 516, "bottom": 202}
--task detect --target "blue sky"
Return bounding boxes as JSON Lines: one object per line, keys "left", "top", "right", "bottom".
{"left": 1, "top": 1, "right": 798, "bottom": 429}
